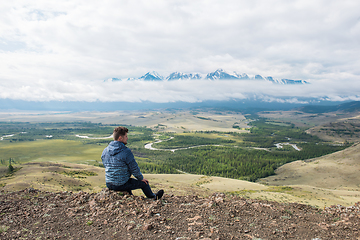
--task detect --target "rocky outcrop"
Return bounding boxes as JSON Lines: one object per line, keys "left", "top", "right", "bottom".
{"left": 0, "top": 188, "right": 359, "bottom": 239}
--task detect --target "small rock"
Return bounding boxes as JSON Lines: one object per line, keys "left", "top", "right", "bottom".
{"left": 127, "top": 224, "right": 135, "bottom": 231}
{"left": 143, "top": 224, "right": 153, "bottom": 231}
{"left": 215, "top": 197, "right": 224, "bottom": 203}
{"left": 187, "top": 215, "right": 202, "bottom": 221}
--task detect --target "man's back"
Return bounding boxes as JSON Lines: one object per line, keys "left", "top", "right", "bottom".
{"left": 101, "top": 141, "right": 143, "bottom": 185}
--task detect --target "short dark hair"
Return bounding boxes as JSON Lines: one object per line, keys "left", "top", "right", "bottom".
{"left": 113, "top": 126, "right": 128, "bottom": 141}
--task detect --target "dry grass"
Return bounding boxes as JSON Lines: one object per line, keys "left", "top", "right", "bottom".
{"left": 259, "top": 142, "right": 360, "bottom": 207}
{"left": 262, "top": 142, "right": 360, "bottom": 190}
{"left": 0, "top": 162, "right": 106, "bottom": 193}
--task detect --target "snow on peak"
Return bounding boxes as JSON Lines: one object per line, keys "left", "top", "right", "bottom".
{"left": 140, "top": 71, "right": 163, "bottom": 81}
{"left": 206, "top": 69, "right": 240, "bottom": 80}
{"left": 166, "top": 72, "right": 202, "bottom": 80}
{"left": 265, "top": 77, "right": 309, "bottom": 84}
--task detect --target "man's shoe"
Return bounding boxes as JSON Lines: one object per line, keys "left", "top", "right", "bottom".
{"left": 154, "top": 190, "right": 164, "bottom": 200}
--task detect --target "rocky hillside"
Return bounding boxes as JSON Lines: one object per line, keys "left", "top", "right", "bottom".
{"left": 1, "top": 188, "right": 359, "bottom": 239}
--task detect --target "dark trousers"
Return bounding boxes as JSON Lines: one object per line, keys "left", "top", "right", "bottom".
{"left": 106, "top": 178, "right": 155, "bottom": 198}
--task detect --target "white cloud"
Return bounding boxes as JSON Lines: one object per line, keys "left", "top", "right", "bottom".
{"left": 1, "top": 78, "right": 360, "bottom": 103}
{"left": 0, "top": 0, "right": 359, "bottom": 103}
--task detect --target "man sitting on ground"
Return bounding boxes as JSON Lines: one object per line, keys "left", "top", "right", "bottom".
{"left": 101, "top": 126, "right": 164, "bottom": 200}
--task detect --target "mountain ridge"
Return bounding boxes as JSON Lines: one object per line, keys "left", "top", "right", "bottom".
{"left": 105, "top": 69, "right": 309, "bottom": 84}
{"left": 297, "top": 101, "right": 360, "bottom": 113}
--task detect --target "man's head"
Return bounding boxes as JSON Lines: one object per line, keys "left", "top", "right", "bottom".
{"left": 113, "top": 126, "right": 128, "bottom": 145}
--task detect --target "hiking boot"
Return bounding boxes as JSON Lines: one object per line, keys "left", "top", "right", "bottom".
{"left": 154, "top": 190, "right": 164, "bottom": 200}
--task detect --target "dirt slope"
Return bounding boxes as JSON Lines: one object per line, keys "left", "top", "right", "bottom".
{"left": 1, "top": 188, "right": 359, "bottom": 240}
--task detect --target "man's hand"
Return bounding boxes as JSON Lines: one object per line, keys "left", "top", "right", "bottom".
{"left": 142, "top": 179, "right": 149, "bottom": 185}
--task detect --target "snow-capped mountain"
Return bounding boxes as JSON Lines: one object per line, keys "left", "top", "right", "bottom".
{"left": 139, "top": 71, "right": 163, "bottom": 81}
{"left": 205, "top": 69, "right": 239, "bottom": 80}
{"left": 255, "top": 75, "right": 264, "bottom": 80}
{"left": 205, "top": 69, "right": 253, "bottom": 80}
{"left": 166, "top": 72, "right": 202, "bottom": 80}
{"left": 265, "top": 77, "right": 308, "bottom": 84}
{"left": 239, "top": 73, "right": 250, "bottom": 80}
{"left": 105, "top": 69, "right": 309, "bottom": 84}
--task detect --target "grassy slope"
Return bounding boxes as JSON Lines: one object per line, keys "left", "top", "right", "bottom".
{"left": 1, "top": 162, "right": 106, "bottom": 192}
{"left": 0, "top": 139, "right": 104, "bottom": 165}
{"left": 259, "top": 142, "right": 360, "bottom": 207}
{"left": 261, "top": 143, "right": 360, "bottom": 190}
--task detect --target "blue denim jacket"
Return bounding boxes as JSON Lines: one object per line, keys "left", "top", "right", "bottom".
{"left": 101, "top": 141, "right": 143, "bottom": 185}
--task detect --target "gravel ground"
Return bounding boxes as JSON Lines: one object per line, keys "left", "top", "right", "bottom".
{"left": 0, "top": 188, "right": 359, "bottom": 239}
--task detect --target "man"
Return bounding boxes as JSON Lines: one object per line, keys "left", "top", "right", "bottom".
{"left": 101, "top": 126, "right": 164, "bottom": 200}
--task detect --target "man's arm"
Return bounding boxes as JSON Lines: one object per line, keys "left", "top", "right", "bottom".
{"left": 124, "top": 149, "right": 144, "bottom": 181}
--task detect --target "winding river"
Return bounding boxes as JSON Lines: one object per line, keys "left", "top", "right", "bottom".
{"left": 2, "top": 132, "right": 300, "bottom": 152}
{"left": 0, "top": 134, "right": 14, "bottom": 141}
{"left": 75, "top": 134, "right": 113, "bottom": 139}
{"left": 144, "top": 136, "right": 301, "bottom": 152}
{"left": 275, "top": 142, "right": 301, "bottom": 151}
{"left": 144, "top": 137, "right": 222, "bottom": 152}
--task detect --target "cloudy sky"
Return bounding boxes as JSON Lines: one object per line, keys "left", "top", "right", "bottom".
{"left": 1, "top": 0, "right": 359, "bottom": 103}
